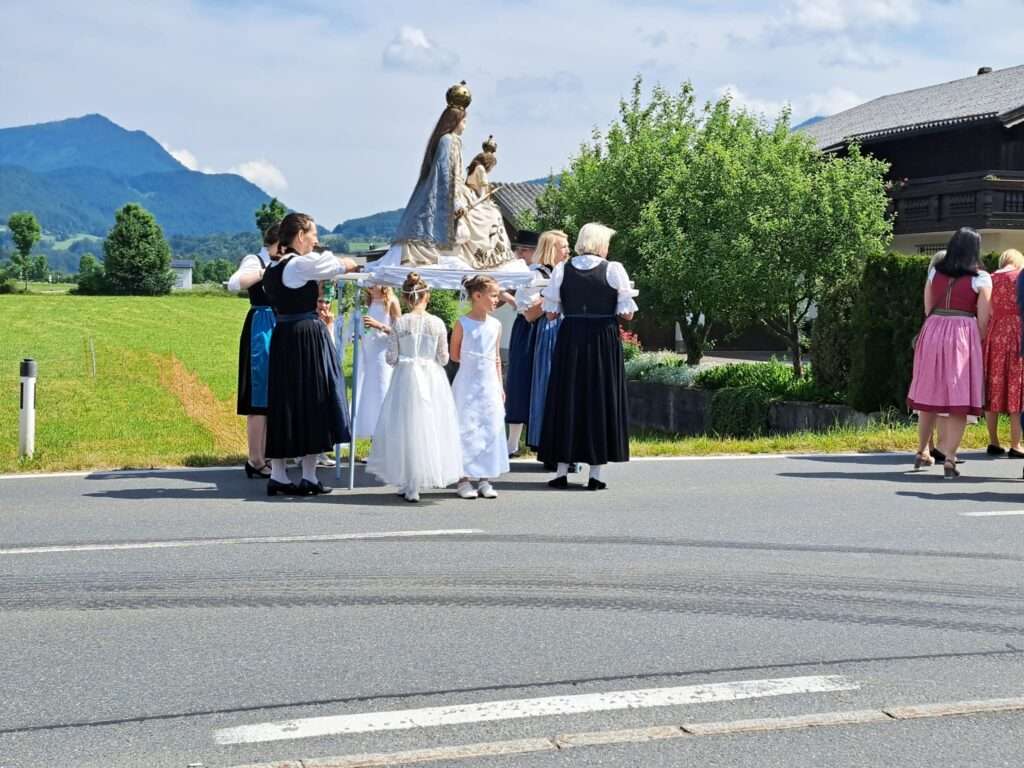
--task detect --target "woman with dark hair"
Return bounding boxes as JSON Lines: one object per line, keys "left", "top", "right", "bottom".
{"left": 228, "top": 223, "right": 281, "bottom": 478}
{"left": 907, "top": 227, "right": 992, "bottom": 478}
{"left": 262, "top": 212, "right": 359, "bottom": 496}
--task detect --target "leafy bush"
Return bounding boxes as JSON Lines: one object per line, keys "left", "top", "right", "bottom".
{"left": 710, "top": 386, "right": 772, "bottom": 437}
{"left": 811, "top": 288, "right": 856, "bottom": 399}
{"left": 695, "top": 360, "right": 839, "bottom": 403}
{"left": 425, "top": 289, "right": 461, "bottom": 332}
{"left": 0, "top": 277, "right": 15, "bottom": 294}
{"left": 643, "top": 365, "right": 697, "bottom": 387}
{"left": 847, "top": 252, "right": 929, "bottom": 412}
{"left": 624, "top": 351, "right": 688, "bottom": 381}
{"left": 103, "top": 204, "right": 175, "bottom": 295}
{"left": 620, "top": 329, "right": 642, "bottom": 361}
{"left": 74, "top": 253, "right": 107, "bottom": 295}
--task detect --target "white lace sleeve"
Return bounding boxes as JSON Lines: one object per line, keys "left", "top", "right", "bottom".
{"left": 432, "top": 315, "right": 450, "bottom": 366}
{"left": 385, "top": 318, "right": 400, "bottom": 366}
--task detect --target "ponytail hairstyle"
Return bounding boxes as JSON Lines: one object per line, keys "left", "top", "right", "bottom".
{"left": 263, "top": 222, "right": 281, "bottom": 247}
{"left": 462, "top": 273, "right": 499, "bottom": 299}
{"left": 278, "top": 212, "right": 316, "bottom": 255}
{"left": 402, "top": 271, "right": 430, "bottom": 305}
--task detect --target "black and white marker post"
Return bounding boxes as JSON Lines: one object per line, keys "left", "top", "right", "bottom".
{"left": 19, "top": 358, "right": 37, "bottom": 459}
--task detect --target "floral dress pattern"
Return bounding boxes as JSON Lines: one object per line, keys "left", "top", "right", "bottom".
{"left": 983, "top": 269, "right": 1024, "bottom": 413}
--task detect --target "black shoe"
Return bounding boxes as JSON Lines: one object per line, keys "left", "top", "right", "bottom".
{"left": 245, "top": 461, "right": 271, "bottom": 479}
{"left": 267, "top": 478, "right": 299, "bottom": 497}
{"left": 542, "top": 461, "right": 557, "bottom": 471}
{"left": 298, "top": 479, "right": 330, "bottom": 495}
{"left": 586, "top": 478, "right": 607, "bottom": 491}
{"left": 929, "top": 447, "right": 945, "bottom": 462}
{"left": 1009, "top": 448, "right": 1024, "bottom": 459}
{"left": 547, "top": 475, "right": 569, "bottom": 489}
{"left": 987, "top": 444, "right": 1006, "bottom": 456}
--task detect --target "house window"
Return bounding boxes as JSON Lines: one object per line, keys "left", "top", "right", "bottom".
{"left": 900, "top": 197, "right": 931, "bottom": 220}
{"left": 947, "top": 192, "right": 976, "bottom": 215}
{"left": 1006, "top": 191, "right": 1024, "bottom": 213}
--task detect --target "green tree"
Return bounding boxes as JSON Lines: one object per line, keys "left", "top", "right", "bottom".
{"left": 534, "top": 79, "right": 705, "bottom": 358}
{"left": 76, "top": 252, "right": 107, "bottom": 294}
{"left": 197, "top": 258, "right": 234, "bottom": 284}
{"left": 7, "top": 211, "right": 42, "bottom": 291}
{"left": 255, "top": 198, "right": 288, "bottom": 235}
{"left": 103, "top": 204, "right": 175, "bottom": 295}
{"left": 28, "top": 254, "right": 49, "bottom": 281}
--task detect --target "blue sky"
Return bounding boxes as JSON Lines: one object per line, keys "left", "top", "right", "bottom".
{"left": 3, "top": 0, "right": 1021, "bottom": 227}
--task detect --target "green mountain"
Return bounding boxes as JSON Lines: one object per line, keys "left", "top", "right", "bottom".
{"left": 0, "top": 114, "right": 276, "bottom": 238}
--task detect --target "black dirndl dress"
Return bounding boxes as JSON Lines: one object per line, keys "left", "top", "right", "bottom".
{"left": 505, "top": 309, "right": 539, "bottom": 424}
{"left": 262, "top": 256, "right": 351, "bottom": 458}
{"left": 538, "top": 260, "right": 629, "bottom": 465}
{"left": 236, "top": 252, "right": 276, "bottom": 415}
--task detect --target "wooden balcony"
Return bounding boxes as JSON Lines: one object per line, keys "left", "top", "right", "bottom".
{"left": 889, "top": 170, "right": 1024, "bottom": 235}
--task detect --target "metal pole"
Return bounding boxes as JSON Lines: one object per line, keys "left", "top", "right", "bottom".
{"left": 348, "top": 287, "right": 364, "bottom": 492}
{"left": 333, "top": 280, "right": 345, "bottom": 483}
{"left": 19, "top": 358, "right": 37, "bottom": 459}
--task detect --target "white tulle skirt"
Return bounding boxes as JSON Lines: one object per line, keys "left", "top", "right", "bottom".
{"left": 367, "top": 360, "right": 463, "bottom": 492}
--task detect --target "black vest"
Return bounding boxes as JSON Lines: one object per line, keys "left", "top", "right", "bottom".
{"left": 247, "top": 252, "right": 272, "bottom": 307}
{"left": 261, "top": 255, "right": 320, "bottom": 315}
{"left": 561, "top": 260, "right": 617, "bottom": 317}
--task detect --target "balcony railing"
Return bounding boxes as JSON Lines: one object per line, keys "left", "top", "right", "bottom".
{"left": 889, "top": 171, "right": 1024, "bottom": 234}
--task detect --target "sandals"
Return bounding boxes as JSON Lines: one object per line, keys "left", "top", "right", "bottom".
{"left": 913, "top": 451, "right": 935, "bottom": 470}
{"left": 943, "top": 459, "right": 961, "bottom": 480}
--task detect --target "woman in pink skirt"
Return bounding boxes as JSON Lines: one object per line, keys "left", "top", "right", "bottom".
{"left": 907, "top": 228, "right": 991, "bottom": 478}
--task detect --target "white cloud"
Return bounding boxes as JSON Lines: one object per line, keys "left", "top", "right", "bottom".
{"left": 780, "top": 0, "right": 919, "bottom": 33}
{"left": 820, "top": 38, "right": 891, "bottom": 70}
{"left": 381, "top": 26, "right": 457, "bottom": 74}
{"left": 717, "top": 84, "right": 789, "bottom": 120}
{"left": 161, "top": 142, "right": 199, "bottom": 171}
{"left": 230, "top": 159, "right": 289, "bottom": 194}
{"left": 717, "top": 83, "right": 863, "bottom": 121}
{"left": 803, "top": 86, "right": 863, "bottom": 116}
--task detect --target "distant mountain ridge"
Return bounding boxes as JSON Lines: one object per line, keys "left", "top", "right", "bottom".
{"left": 0, "top": 114, "right": 275, "bottom": 237}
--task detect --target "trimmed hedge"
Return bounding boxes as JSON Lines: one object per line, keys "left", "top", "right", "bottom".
{"left": 710, "top": 386, "right": 772, "bottom": 437}
{"left": 695, "top": 361, "right": 837, "bottom": 403}
{"left": 811, "top": 288, "right": 855, "bottom": 400}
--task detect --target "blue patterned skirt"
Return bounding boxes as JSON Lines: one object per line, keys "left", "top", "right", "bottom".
{"left": 527, "top": 316, "right": 561, "bottom": 448}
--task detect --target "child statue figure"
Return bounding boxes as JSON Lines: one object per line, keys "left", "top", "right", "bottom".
{"left": 454, "top": 135, "right": 514, "bottom": 269}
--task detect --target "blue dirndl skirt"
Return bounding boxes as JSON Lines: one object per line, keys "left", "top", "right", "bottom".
{"left": 527, "top": 316, "right": 561, "bottom": 448}
{"left": 237, "top": 305, "right": 276, "bottom": 415}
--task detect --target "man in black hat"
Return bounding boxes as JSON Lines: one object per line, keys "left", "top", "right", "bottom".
{"left": 512, "top": 229, "right": 539, "bottom": 263}
{"left": 501, "top": 229, "right": 542, "bottom": 456}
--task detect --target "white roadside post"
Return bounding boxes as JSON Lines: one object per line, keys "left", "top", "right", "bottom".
{"left": 19, "top": 358, "right": 37, "bottom": 459}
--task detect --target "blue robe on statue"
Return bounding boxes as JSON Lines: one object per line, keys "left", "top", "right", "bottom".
{"left": 393, "top": 133, "right": 460, "bottom": 252}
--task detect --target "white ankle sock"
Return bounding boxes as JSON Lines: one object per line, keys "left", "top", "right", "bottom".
{"left": 270, "top": 459, "right": 290, "bottom": 484}
{"left": 507, "top": 424, "right": 523, "bottom": 454}
{"left": 301, "top": 454, "right": 318, "bottom": 483}
{"left": 556, "top": 463, "right": 569, "bottom": 478}
{"left": 589, "top": 464, "right": 604, "bottom": 481}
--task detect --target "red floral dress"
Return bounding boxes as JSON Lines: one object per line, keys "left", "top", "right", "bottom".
{"left": 983, "top": 269, "right": 1024, "bottom": 413}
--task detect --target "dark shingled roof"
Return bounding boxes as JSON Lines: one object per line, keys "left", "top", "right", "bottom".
{"left": 492, "top": 181, "right": 548, "bottom": 228}
{"left": 802, "top": 64, "right": 1024, "bottom": 151}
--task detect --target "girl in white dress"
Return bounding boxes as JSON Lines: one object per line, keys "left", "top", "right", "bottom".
{"left": 367, "top": 272, "right": 463, "bottom": 502}
{"left": 450, "top": 274, "right": 510, "bottom": 499}
{"left": 354, "top": 285, "right": 401, "bottom": 439}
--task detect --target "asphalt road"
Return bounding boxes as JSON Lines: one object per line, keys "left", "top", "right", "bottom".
{"left": 1, "top": 452, "right": 1023, "bottom": 767}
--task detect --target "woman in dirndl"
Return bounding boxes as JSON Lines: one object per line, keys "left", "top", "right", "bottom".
{"left": 538, "top": 223, "right": 637, "bottom": 490}
{"left": 262, "top": 212, "right": 359, "bottom": 496}
{"left": 907, "top": 227, "right": 991, "bottom": 478}
{"left": 228, "top": 223, "right": 281, "bottom": 479}
{"left": 526, "top": 230, "right": 570, "bottom": 454}
{"left": 503, "top": 229, "right": 541, "bottom": 456}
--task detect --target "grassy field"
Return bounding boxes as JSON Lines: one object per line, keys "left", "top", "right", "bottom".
{"left": 0, "top": 292, "right": 1004, "bottom": 473}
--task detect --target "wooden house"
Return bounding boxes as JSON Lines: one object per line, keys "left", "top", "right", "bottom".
{"left": 801, "top": 64, "right": 1024, "bottom": 255}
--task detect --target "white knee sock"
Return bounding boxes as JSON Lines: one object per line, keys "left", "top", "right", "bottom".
{"left": 507, "top": 424, "right": 523, "bottom": 454}
{"left": 589, "top": 464, "right": 604, "bottom": 481}
{"left": 270, "top": 459, "right": 290, "bottom": 484}
{"left": 556, "top": 463, "right": 569, "bottom": 478}
{"left": 301, "top": 454, "right": 318, "bottom": 483}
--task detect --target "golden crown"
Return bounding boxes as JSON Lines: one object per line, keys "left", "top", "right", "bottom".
{"left": 446, "top": 81, "right": 472, "bottom": 109}
{"left": 482, "top": 135, "right": 497, "bottom": 153}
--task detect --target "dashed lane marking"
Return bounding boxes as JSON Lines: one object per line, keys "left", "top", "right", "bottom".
{"left": 959, "top": 510, "right": 1024, "bottom": 517}
{"left": 213, "top": 675, "right": 859, "bottom": 745}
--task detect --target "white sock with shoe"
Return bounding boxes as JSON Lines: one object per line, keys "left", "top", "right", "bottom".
{"left": 507, "top": 424, "right": 523, "bottom": 454}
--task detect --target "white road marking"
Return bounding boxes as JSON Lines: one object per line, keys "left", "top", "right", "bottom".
{"left": 959, "top": 510, "right": 1024, "bottom": 517}
{"left": 0, "top": 529, "right": 483, "bottom": 556}
{"left": 213, "top": 675, "right": 859, "bottom": 745}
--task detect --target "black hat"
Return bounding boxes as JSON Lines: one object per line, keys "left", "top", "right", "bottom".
{"left": 513, "top": 229, "right": 540, "bottom": 249}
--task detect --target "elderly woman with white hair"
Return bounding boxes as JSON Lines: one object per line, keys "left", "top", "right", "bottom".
{"left": 537, "top": 223, "right": 638, "bottom": 490}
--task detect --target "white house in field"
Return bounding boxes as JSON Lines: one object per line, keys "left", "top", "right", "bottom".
{"left": 170, "top": 259, "right": 193, "bottom": 290}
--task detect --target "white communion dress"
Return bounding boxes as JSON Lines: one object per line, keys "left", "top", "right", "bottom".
{"left": 366, "top": 312, "right": 463, "bottom": 492}
{"left": 353, "top": 299, "right": 394, "bottom": 439}
{"left": 451, "top": 315, "right": 510, "bottom": 480}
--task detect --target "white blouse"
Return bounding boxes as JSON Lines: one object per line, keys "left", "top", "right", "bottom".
{"left": 277, "top": 250, "right": 351, "bottom": 289}
{"left": 542, "top": 255, "right": 639, "bottom": 316}
{"left": 514, "top": 264, "right": 548, "bottom": 313}
{"left": 926, "top": 266, "right": 992, "bottom": 293}
{"left": 226, "top": 247, "right": 270, "bottom": 292}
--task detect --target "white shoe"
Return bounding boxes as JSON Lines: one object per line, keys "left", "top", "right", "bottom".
{"left": 316, "top": 453, "right": 337, "bottom": 468}
{"left": 457, "top": 481, "right": 478, "bottom": 499}
{"left": 404, "top": 490, "right": 420, "bottom": 503}
{"left": 477, "top": 481, "right": 497, "bottom": 499}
